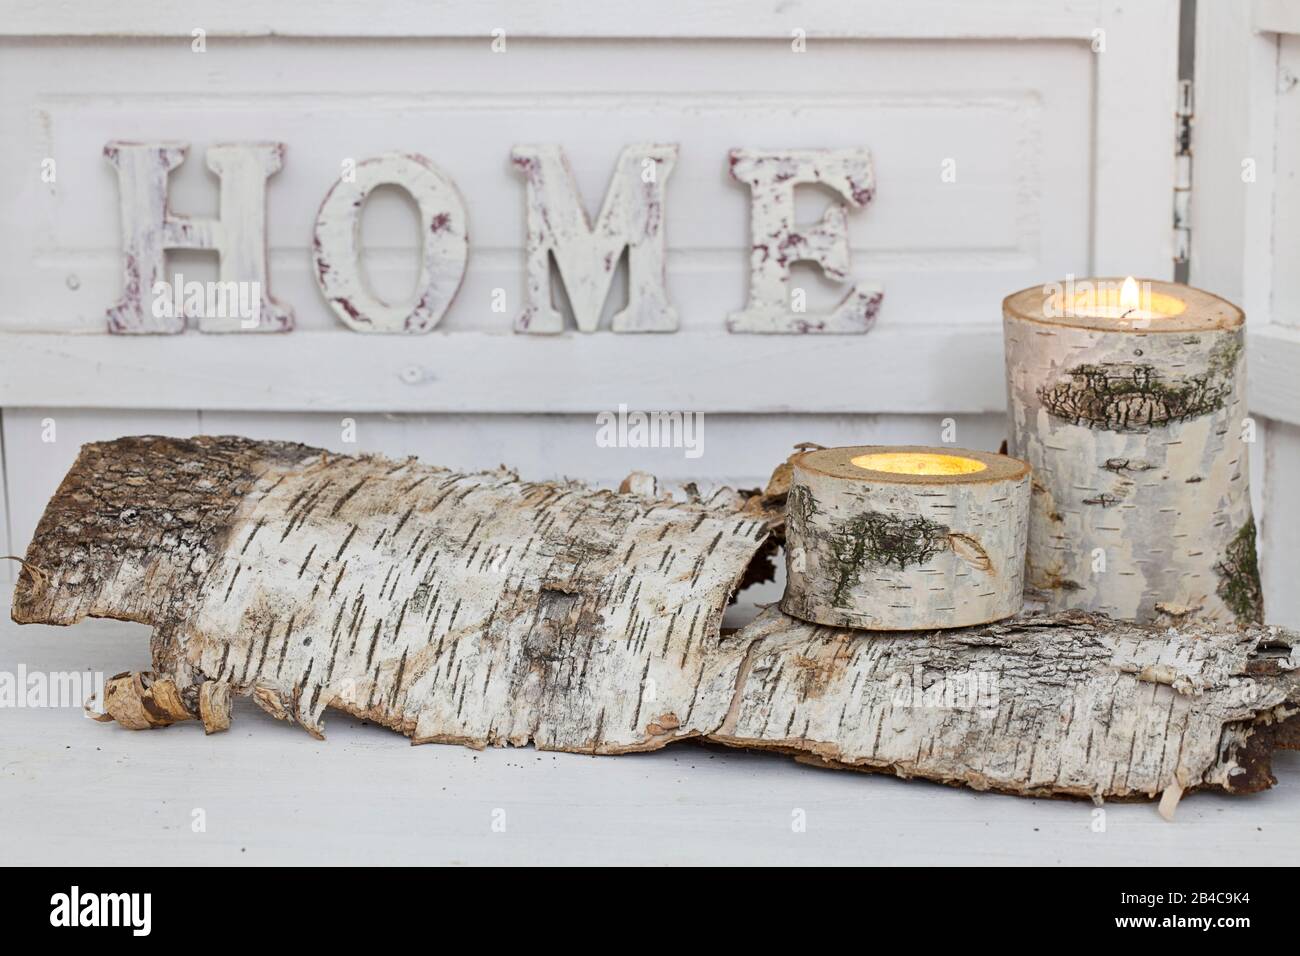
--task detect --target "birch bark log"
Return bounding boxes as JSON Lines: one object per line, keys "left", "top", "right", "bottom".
{"left": 1004, "top": 282, "right": 1262, "bottom": 624}
{"left": 781, "top": 446, "right": 1030, "bottom": 630}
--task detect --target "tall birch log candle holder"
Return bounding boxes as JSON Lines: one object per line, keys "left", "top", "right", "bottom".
{"left": 1003, "top": 277, "right": 1262, "bottom": 624}
{"left": 780, "top": 446, "right": 1031, "bottom": 631}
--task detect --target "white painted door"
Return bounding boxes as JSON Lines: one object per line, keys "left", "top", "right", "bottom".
{"left": 1191, "top": 0, "right": 1300, "bottom": 626}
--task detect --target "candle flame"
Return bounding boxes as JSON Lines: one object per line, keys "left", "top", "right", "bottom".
{"left": 1120, "top": 276, "right": 1141, "bottom": 314}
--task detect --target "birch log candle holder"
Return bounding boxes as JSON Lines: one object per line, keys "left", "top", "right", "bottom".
{"left": 780, "top": 446, "right": 1031, "bottom": 631}
{"left": 1003, "top": 277, "right": 1262, "bottom": 624}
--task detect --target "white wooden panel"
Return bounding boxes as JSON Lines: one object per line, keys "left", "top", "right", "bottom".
{"left": 1092, "top": 0, "right": 1180, "bottom": 278}
{"left": 0, "top": 327, "right": 1009, "bottom": 413}
{"left": 1250, "top": 415, "right": 1266, "bottom": 533}
{"left": 1191, "top": 0, "right": 1278, "bottom": 322}
{"left": 1192, "top": 0, "right": 1300, "bottom": 628}
{"left": 0, "top": 408, "right": 1003, "bottom": 561}
{"left": 1249, "top": 326, "right": 1300, "bottom": 424}
{"left": 0, "top": 0, "right": 1106, "bottom": 40}
{"left": 0, "top": 411, "right": 10, "bottom": 585}
{"left": 0, "top": 5, "right": 1181, "bottom": 594}
{"left": 196, "top": 410, "right": 1006, "bottom": 484}
{"left": 17, "top": 327, "right": 1290, "bottom": 420}
{"left": 1269, "top": 35, "right": 1300, "bottom": 329}
{"left": 0, "top": 409, "right": 201, "bottom": 563}
{"left": 1254, "top": 0, "right": 1300, "bottom": 36}
{"left": 1262, "top": 419, "right": 1300, "bottom": 628}
{"left": 0, "top": 38, "right": 1092, "bottom": 335}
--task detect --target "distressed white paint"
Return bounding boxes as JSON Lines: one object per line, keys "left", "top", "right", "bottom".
{"left": 104, "top": 141, "right": 293, "bottom": 333}
{"left": 313, "top": 153, "right": 468, "bottom": 333}
{"left": 727, "top": 149, "right": 882, "bottom": 333}
{"left": 513, "top": 144, "right": 676, "bottom": 333}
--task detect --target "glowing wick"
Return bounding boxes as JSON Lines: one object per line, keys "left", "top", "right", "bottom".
{"left": 1119, "top": 276, "right": 1141, "bottom": 317}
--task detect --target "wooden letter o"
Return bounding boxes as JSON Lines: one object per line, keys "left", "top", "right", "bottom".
{"left": 313, "top": 153, "right": 468, "bottom": 333}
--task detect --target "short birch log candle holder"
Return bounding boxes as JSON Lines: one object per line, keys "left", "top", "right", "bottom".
{"left": 780, "top": 446, "right": 1031, "bottom": 631}
{"left": 1003, "top": 277, "right": 1262, "bottom": 623}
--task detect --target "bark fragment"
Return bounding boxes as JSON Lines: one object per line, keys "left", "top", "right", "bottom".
{"left": 101, "top": 671, "right": 193, "bottom": 730}
{"left": 199, "top": 681, "right": 232, "bottom": 734}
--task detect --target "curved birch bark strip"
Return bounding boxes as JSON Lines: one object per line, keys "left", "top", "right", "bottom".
{"left": 11, "top": 436, "right": 772, "bottom": 748}
{"left": 11, "top": 436, "right": 1299, "bottom": 800}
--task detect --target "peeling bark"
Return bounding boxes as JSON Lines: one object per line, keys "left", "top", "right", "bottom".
{"left": 1004, "top": 282, "right": 1261, "bottom": 624}
{"left": 13, "top": 436, "right": 772, "bottom": 748}
{"left": 13, "top": 436, "right": 1300, "bottom": 801}
{"left": 717, "top": 608, "right": 1299, "bottom": 799}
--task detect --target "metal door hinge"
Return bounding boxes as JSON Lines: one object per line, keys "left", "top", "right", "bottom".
{"left": 1174, "top": 78, "right": 1193, "bottom": 263}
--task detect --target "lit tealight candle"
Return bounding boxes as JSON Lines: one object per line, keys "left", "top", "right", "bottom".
{"left": 850, "top": 451, "right": 988, "bottom": 476}
{"left": 781, "top": 445, "right": 1030, "bottom": 632}
{"left": 1002, "top": 277, "right": 1260, "bottom": 623}
{"left": 1046, "top": 276, "right": 1188, "bottom": 326}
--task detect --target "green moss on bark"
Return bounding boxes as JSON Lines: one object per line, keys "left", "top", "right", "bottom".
{"left": 1215, "top": 518, "right": 1264, "bottom": 623}
{"left": 829, "top": 511, "right": 949, "bottom": 608}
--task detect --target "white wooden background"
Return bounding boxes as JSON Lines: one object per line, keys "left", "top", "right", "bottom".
{"left": 1193, "top": 0, "right": 1300, "bottom": 628}
{"left": 4, "top": 0, "right": 1300, "bottom": 867}
{"left": 0, "top": 0, "right": 1186, "bottom": 583}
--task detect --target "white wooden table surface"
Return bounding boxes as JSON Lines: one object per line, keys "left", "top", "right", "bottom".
{"left": 3, "top": 612, "right": 1297, "bottom": 867}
